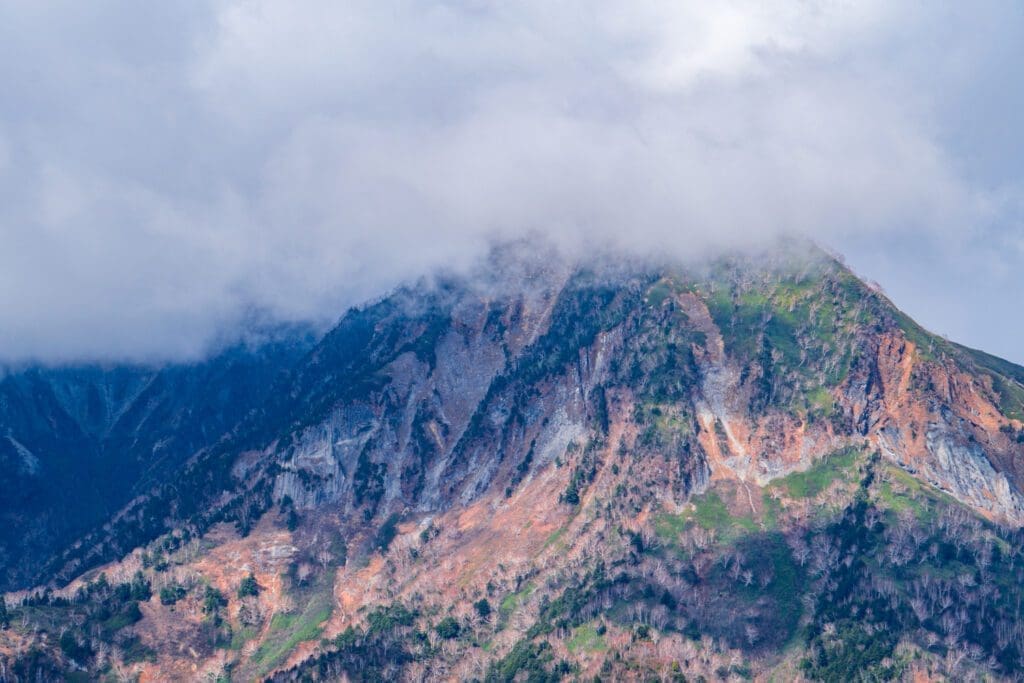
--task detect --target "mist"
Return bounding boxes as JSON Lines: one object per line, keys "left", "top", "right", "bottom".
{"left": 1, "top": 1, "right": 1022, "bottom": 363}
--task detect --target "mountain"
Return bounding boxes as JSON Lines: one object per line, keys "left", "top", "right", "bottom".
{"left": 3, "top": 244, "right": 1024, "bottom": 681}
{"left": 0, "top": 328, "right": 318, "bottom": 591}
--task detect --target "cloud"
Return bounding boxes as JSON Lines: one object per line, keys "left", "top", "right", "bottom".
{"left": 0, "top": 1, "right": 1021, "bottom": 363}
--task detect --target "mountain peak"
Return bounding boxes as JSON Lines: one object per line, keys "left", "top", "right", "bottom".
{"left": 3, "top": 245, "right": 1024, "bottom": 680}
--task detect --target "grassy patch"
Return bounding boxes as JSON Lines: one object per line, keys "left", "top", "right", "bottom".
{"left": 893, "top": 309, "right": 947, "bottom": 362}
{"left": 692, "top": 489, "right": 733, "bottom": 528}
{"left": 875, "top": 477, "right": 920, "bottom": 517}
{"left": 655, "top": 488, "right": 758, "bottom": 548}
{"left": 250, "top": 572, "right": 334, "bottom": 676}
{"left": 806, "top": 386, "right": 834, "bottom": 414}
{"left": 500, "top": 582, "right": 536, "bottom": 616}
{"left": 772, "top": 447, "right": 861, "bottom": 499}
{"left": 567, "top": 623, "right": 607, "bottom": 654}
{"left": 654, "top": 510, "right": 690, "bottom": 543}
{"left": 873, "top": 464, "right": 959, "bottom": 522}
{"left": 229, "top": 625, "right": 258, "bottom": 651}
{"left": 693, "top": 490, "right": 757, "bottom": 536}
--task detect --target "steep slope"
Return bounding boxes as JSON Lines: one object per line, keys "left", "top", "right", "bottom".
{"left": 0, "top": 328, "right": 316, "bottom": 591}
{"left": 3, "top": 244, "right": 1024, "bottom": 681}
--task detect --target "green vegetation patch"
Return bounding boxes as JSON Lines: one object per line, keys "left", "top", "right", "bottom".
{"left": 499, "top": 582, "right": 536, "bottom": 616}
{"left": 893, "top": 308, "right": 948, "bottom": 363}
{"left": 771, "top": 447, "right": 861, "bottom": 499}
{"left": 692, "top": 489, "right": 757, "bottom": 536}
{"left": 229, "top": 626, "right": 258, "bottom": 651}
{"left": 655, "top": 488, "right": 758, "bottom": 548}
{"left": 251, "top": 572, "right": 334, "bottom": 675}
{"left": 805, "top": 386, "right": 834, "bottom": 415}
{"left": 567, "top": 623, "right": 607, "bottom": 654}
{"left": 654, "top": 509, "right": 690, "bottom": 543}
{"left": 873, "top": 463, "right": 959, "bottom": 522}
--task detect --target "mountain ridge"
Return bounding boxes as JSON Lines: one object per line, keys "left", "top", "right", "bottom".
{"left": 3, "top": 243, "right": 1024, "bottom": 681}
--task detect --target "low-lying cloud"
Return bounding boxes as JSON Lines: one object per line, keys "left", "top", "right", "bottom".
{"left": 1, "top": 1, "right": 1022, "bottom": 363}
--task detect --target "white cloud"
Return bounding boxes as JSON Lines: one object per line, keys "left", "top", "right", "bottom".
{"left": 0, "top": 0, "right": 1021, "bottom": 363}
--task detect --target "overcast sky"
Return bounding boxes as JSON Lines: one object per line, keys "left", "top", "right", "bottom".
{"left": 1, "top": 1, "right": 1023, "bottom": 364}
